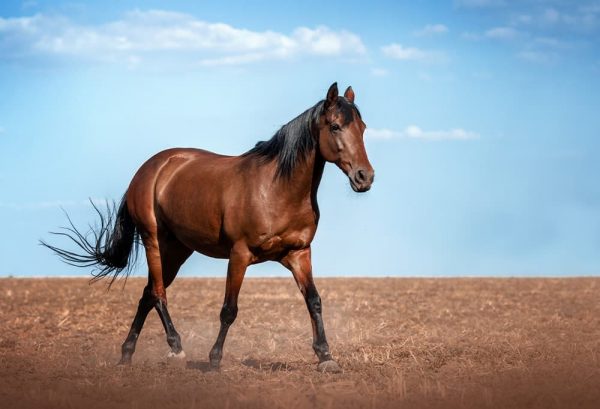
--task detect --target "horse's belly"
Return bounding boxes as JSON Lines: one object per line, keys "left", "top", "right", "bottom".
{"left": 186, "top": 241, "right": 231, "bottom": 259}
{"left": 158, "top": 204, "right": 232, "bottom": 258}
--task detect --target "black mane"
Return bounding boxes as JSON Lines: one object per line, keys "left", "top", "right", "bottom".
{"left": 244, "top": 100, "right": 324, "bottom": 179}
{"left": 245, "top": 97, "right": 360, "bottom": 178}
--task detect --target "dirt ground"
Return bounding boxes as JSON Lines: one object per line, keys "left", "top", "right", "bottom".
{"left": 1, "top": 277, "right": 599, "bottom": 409}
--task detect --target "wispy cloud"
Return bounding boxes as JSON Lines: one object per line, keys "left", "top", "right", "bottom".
{"left": 515, "top": 35, "right": 571, "bottom": 65}
{"left": 366, "top": 126, "right": 479, "bottom": 141}
{"left": 461, "top": 31, "right": 482, "bottom": 41}
{"left": 462, "top": 27, "right": 520, "bottom": 42}
{"left": 470, "top": 3, "right": 600, "bottom": 65}
{"left": 485, "top": 26, "right": 519, "bottom": 40}
{"left": 381, "top": 43, "right": 444, "bottom": 62}
{"left": 0, "top": 10, "right": 366, "bottom": 67}
{"left": 511, "top": 6, "right": 600, "bottom": 33}
{"left": 414, "top": 24, "right": 448, "bottom": 37}
{"left": 517, "top": 50, "right": 557, "bottom": 64}
{"left": 533, "top": 37, "right": 574, "bottom": 49}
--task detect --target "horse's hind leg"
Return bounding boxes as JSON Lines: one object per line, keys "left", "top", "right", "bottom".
{"left": 118, "top": 232, "right": 191, "bottom": 364}
{"left": 119, "top": 285, "right": 154, "bottom": 365}
{"left": 209, "top": 243, "right": 252, "bottom": 369}
{"left": 155, "top": 234, "right": 193, "bottom": 360}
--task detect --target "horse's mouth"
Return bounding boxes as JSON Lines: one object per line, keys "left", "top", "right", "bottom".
{"left": 350, "top": 178, "right": 371, "bottom": 193}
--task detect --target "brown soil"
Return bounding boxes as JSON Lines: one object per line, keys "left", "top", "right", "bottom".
{"left": 1, "top": 277, "right": 599, "bottom": 408}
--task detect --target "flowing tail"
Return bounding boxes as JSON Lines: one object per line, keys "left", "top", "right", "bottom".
{"left": 40, "top": 195, "right": 140, "bottom": 287}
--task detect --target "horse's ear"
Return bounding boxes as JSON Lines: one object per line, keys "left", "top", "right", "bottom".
{"left": 325, "top": 82, "right": 338, "bottom": 108}
{"left": 344, "top": 86, "right": 355, "bottom": 103}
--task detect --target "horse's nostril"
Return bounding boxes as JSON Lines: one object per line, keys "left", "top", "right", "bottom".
{"left": 356, "top": 169, "right": 367, "bottom": 183}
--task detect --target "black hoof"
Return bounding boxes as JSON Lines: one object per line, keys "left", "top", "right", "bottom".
{"left": 117, "top": 357, "right": 132, "bottom": 366}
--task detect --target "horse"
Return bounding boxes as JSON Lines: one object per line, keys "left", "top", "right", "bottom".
{"left": 41, "top": 82, "right": 375, "bottom": 373}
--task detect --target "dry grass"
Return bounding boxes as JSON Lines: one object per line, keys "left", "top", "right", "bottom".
{"left": 1, "top": 277, "right": 599, "bottom": 408}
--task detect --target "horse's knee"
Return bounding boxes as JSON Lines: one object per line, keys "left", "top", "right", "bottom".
{"left": 220, "top": 304, "right": 238, "bottom": 325}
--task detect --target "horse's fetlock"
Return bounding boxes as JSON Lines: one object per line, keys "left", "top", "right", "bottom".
{"left": 121, "top": 341, "right": 136, "bottom": 355}
{"left": 167, "top": 333, "right": 181, "bottom": 347}
{"left": 313, "top": 342, "right": 331, "bottom": 360}
{"left": 209, "top": 347, "right": 223, "bottom": 363}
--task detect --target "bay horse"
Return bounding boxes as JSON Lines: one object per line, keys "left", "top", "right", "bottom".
{"left": 42, "top": 82, "right": 374, "bottom": 373}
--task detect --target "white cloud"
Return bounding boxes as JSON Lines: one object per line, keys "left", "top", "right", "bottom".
{"left": 365, "top": 128, "right": 400, "bottom": 140}
{"left": 382, "top": 44, "right": 426, "bottom": 60}
{"left": 366, "top": 126, "right": 479, "bottom": 141}
{"left": 414, "top": 24, "right": 448, "bottom": 37}
{"left": 197, "top": 53, "right": 266, "bottom": 67}
{"left": 485, "top": 26, "right": 519, "bottom": 40}
{"left": 381, "top": 43, "right": 444, "bottom": 62}
{"left": 0, "top": 10, "right": 366, "bottom": 66}
{"left": 293, "top": 26, "right": 365, "bottom": 56}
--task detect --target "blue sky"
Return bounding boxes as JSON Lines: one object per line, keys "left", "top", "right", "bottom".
{"left": 1, "top": 0, "right": 599, "bottom": 277}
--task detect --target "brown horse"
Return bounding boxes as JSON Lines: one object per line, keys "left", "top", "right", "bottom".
{"left": 42, "top": 82, "right": 374, "bottom": 373}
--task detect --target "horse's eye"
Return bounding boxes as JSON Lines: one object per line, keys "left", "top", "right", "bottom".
{"left": 330, "top": 124, "right": 340, "bottom": 132}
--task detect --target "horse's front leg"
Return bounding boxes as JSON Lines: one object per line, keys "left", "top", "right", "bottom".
{"left": 209, "top": 243, "right": 251, "bottom": 369}
{"left": 281, "top": 247, "right": 341, "bottom": 373}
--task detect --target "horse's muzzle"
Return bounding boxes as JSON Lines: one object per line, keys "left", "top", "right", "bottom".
{"left": 350, "top": 168, "right": 375, "bottom": 192}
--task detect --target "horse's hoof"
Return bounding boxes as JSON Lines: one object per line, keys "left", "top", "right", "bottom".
{"left": 167, "top": 350, "right": 186, "bottom": 367}
{"left": 317, "top": 360, "right": 342, "bottom": 373}
{"left": 117, "top": 357, "right": 132, "bottom": 366}
{"left": 167, "top": 350, "right": 186, "bottom": 359}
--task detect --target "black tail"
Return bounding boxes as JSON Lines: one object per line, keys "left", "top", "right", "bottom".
{"left": 40, "top": 195, "right": 140, "bottom": 287}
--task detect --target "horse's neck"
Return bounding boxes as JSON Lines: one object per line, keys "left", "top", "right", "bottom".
{"left": 308, "top": 151, "right": 326, "bottom": 203}
{"left": 275, "top": 148, "right": 325, "bottom": 206}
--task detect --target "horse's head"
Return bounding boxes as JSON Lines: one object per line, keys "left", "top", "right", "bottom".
{"left": 317, "top": 83, "right": 375, "bottom": 192}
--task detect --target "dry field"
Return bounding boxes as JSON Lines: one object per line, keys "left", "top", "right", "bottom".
{"left": 1, "top": 277, "right": 599, "bottom": 409}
